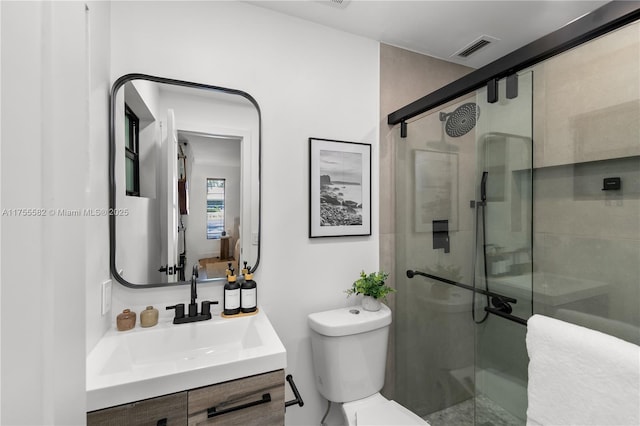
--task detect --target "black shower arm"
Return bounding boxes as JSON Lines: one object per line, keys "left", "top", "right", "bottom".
{"left": 406, "top": 269, "right": 517, "bottom": 304}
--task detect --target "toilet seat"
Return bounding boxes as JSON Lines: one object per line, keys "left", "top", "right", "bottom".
{"left": 342, "top": 393, "right": 429, "bottom": 426}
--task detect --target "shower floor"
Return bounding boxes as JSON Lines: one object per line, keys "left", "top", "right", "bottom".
{"left": 423, "top": 394, "right": 524, "bottom": 426}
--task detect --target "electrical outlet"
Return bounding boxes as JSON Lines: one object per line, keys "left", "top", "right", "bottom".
{"left": 101, "top": 279, "right": 112, "bottom": 316}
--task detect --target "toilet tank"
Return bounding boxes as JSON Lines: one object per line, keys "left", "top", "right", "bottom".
{"left": 308, "top": 304, "right": 392, "bottom": 403}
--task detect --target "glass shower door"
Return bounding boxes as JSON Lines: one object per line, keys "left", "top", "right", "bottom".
{"left": 394, "top": 93, "right": 476, "bottom": 426}
{"left": 472, "top": 71, "right": 533, "bottom": 424}
{"left": 394, "top": 93, "right": 479, "bottom": 424}
{"left": 393, "top": 71, "right": 533, "bottom": 426}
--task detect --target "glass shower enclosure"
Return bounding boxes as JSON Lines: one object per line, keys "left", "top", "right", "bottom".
{"left": 394, "top": 72, "right": 533, "bottom": 425}
{"left": 392, "top": 18, "right": 640, "bottom": 425}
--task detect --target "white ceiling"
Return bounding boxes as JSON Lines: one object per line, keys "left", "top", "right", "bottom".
{"left": 179, "top": 131, "right": 241, "bottom": 166}
{"left": 247, "top": 0, "right": 609, "bottom": 69}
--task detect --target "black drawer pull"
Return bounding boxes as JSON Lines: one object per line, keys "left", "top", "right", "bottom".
{"left": 156, "top": 419, "right": 167, "bottom": 426}
{"left": 207, "top": 393, "right": 271, "bottom": 418}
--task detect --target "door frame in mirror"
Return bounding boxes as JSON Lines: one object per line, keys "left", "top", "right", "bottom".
{"left": 109, "top": 73, "right": 261, "bottom": 288}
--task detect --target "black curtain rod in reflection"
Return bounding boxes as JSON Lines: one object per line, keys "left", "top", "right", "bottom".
{"left": 387, "top": 1, "right": 640, "bottom": 125}
{"left": 406, "top": 270, "right": 528, "bottom": 326}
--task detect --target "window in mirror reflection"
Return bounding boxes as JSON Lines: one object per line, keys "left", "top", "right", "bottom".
{"left": 206, "top": 178, "right": 225, "bottom": 239}
{"left": 124, "top": 104, "right": 140, "bottom": 196}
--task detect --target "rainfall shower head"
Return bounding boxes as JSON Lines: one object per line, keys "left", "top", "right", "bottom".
{"left": 439, "top": 103, "right": 479, "bottom": 137}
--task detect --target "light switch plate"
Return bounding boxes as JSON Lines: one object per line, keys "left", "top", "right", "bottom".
{"left": 101, "top": 279, "right": 112, "bottom": 316}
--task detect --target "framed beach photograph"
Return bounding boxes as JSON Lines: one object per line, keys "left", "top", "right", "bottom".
{"left": 309, "top": 138, "right": 371, "bottom": 238}
{"left": 414, "top": 149, "right": 458, "bottom": 233}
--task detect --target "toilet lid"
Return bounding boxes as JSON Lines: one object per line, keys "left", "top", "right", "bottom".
{"left": 356, "top": 400, "right": 429, "bottom": 426}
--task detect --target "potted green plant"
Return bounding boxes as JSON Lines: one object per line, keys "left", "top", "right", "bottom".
{"left": 346, "top": 270, "right": 395, "bottom": 311}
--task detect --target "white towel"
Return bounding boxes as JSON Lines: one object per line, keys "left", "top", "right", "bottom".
{"left": 526, "top": 314, "right": 640, "bottom": 426}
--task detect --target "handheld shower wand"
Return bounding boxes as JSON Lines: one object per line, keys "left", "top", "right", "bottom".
{"left": 480, "top": 171, "right": 489, "bottom": 203}
{"left": 472, "top": 171, "right": 490, "bottom": 324}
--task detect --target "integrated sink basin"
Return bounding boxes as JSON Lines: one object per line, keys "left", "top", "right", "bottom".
{"left": 87, "top": 309, "right": 286, "bottom": 411}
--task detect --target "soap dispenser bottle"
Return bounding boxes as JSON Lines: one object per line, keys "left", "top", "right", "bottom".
{"left": 223, "top": 268, "right": 241, "bottom": 315}
{"left": 241, "top": 262, "right": 257, "bottom": 313}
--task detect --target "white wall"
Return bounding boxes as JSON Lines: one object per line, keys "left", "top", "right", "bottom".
{"left": 0, "top": 3, "right": 3, "bottom": 419}
{"left": 107, "top": 2, "right": 379, "bottom": 424}
{"left": 85, "top": 0, "right": 112, "bottom": 366}
{"left": 0, "top": 1, "right": 378, "bottom": 423}
{"left": 1, "top": 4, "right": 45, "bottom": 423}
{"left": 1, "top": 2, "right": 109, "bottom": 424}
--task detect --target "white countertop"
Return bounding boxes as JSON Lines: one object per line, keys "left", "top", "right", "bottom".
{"left": 86, "top": 308, "right": 286, "bottom": 411}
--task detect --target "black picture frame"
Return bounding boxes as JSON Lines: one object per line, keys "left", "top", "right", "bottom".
{"left": 309, "top": 137, "right": 371, "bottom": 238}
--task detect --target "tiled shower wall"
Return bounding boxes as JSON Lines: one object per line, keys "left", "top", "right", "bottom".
{"left": 531, "top": 21, "right": 640, "bottom": 341}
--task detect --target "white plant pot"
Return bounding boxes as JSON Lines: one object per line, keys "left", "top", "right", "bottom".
{"left": 362, "top": 295, "right": 381, "bottom": 312}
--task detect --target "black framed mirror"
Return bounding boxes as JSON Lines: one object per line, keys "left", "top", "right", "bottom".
{"left": 109, "top": 74, "right": 261, "bottom": 288}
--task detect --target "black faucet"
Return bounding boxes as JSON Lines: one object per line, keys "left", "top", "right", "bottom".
{"left": 189, "top": 264, "right": 198, "bottom": 316}
{"left": 166, "top": 264, "right": 218, "bottom": 324}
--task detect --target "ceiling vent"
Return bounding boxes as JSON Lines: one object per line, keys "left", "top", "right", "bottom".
{"left": 452, "top": 35, "right": 499, "bottom": 59}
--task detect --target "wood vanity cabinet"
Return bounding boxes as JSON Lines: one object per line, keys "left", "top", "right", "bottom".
{"left": 86, "top": 391, "right": 187, "bottom": 426}
{"left": 188, "top": 369, "right": 284, "bottom": 425}
{"left": 87, "top": 370, "right": 285, "bottom": 426}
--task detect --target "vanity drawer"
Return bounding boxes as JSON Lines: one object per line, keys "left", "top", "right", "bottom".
{"left": 87, "top": 391, "right": 187, "bottom": 426}
{"left": 187, "top": 369, "right": 285, "bottom": 426}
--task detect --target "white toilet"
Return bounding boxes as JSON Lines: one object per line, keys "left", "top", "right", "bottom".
{"left": 308, "top": 303, "right": 429, "bottom": 425}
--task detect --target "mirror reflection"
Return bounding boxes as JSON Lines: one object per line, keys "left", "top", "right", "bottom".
{"left": 110, "top": 75, "right": 260, "bottom": 286}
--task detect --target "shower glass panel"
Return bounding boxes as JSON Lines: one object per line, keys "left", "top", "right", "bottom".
{"left": 473, "top": 72, "right": 533, "bottom": 425}
{"left": 393, "top": 20, "right": 640, "bottom": 426}
{"left": 394, "top": 93, "right": 479, "bottom": 425}
{"left": 393, "top": 72, "right": 533, "bottom": 426}
{"left": 529, "top": 20, "right": 640, "bottom": 347}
